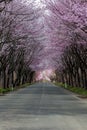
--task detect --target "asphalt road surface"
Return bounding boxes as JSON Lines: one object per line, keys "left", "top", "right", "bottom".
{"left": 0, "top": 82, "right": 87, "bottom": 130}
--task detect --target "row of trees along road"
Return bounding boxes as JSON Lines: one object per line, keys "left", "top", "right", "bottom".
{"left": 45, "top": 0, "right": 87, "bottom": 89}
{"left": 0, "top": 0, "right": 44, "bottom": 89}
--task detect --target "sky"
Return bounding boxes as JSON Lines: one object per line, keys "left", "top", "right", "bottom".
{"left": 34, "top": 0, "right": 45, "bottom": 8}
{"left": 21, "top": 0, "right": 45, "bottom": 8}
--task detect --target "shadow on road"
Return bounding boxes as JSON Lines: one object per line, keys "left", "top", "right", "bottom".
{"left": 0, "top": 83, "right": 87, "bottom": 117}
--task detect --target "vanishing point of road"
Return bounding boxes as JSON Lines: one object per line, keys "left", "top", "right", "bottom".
{"left": 0, "top": 82, "right": 87, "bottom": 130}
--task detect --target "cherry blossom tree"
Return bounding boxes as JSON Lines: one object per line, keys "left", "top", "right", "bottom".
{"left": 0, "top": 0, "right": 44, "bottom": 88}
{"left": 0, "top": 0, "right": 12, "bottom": 12}
{"left": 1, "top": 0, "right": 86, "bottom": 89}
{"left": 45, "top": 0, "right": 87, "bottom": 88}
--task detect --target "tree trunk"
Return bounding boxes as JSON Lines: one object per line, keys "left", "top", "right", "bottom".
{"left": 3, "top": 69, "right": 6, "bottom": 89}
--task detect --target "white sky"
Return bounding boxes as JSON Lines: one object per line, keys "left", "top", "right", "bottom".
{"left": 21, "top": 0, "right": 45, "bottom": 8}
{"left": 34, "top": 0, "right": 46, "bottom": 8}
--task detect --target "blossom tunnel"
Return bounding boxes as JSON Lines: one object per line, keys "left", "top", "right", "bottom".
{"left": 0, "top": 0, "right": 87, "bottom": 89}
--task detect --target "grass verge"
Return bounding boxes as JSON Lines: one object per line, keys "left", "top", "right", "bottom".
{"left": 55, "top": 82, "right": 87, "bottom": 98}
{"left": 0, "top": 83, "right": 32, "bottom": 95}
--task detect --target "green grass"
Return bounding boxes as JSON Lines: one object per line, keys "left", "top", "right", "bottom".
{"left": 68, "top": 87, "right": 87, "bottom": 95}
{"left": 0, "top": 83, "right": 31, "bottom": 95}
{"left": 55, "top": 82, "right": 87, "bottom": 96}
{"left": 0, "top": 88, "right": 12, "bottom": 94}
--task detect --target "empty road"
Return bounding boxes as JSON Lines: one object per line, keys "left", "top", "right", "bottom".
{"left": 0, "top": 82, "right": 87, "bottom": 130}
